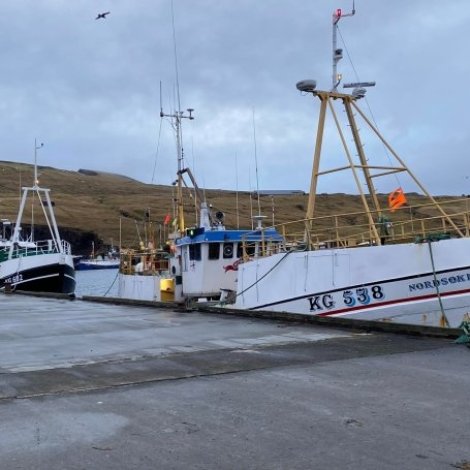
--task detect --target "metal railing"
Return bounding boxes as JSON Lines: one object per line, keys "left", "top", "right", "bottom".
{"left": 119, "top": 249, "right": 170, "bottom": 275}
{"left": 0, "top": 239, "right": 72, "bottom": 261}
{"left": 241, "top": 198, "right": 470, "bottom": 258}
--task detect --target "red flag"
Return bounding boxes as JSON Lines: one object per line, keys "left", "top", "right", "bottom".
{"left": 163, "top": 214, "right": 171, "bottom": 225}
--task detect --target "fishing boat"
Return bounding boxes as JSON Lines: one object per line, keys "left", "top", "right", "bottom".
{"left": 117, "top": 5, "right": 283, "bottom": 304}
{"left": 117, "top": 109, "right": 283, "bottom": 304}
{"left": 0, "top": 144, "right": 75, "bottom": 294}
{"left": 228, "top": 6, "right": 470, "bottom": 328}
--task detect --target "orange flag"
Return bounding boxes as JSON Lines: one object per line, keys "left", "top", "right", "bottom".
{"left": 388, "top": 187, "right": 407, "bottom": 212}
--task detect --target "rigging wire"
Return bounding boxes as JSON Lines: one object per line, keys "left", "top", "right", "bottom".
{"left": 170, "top": 0, "right": 185, "bottom": 170}
{"left": 252, "top": 108, "right": 262, "bottom": 218}
{"left": 150, "top": 116, "right": 163, "bottom": 184}
{"left": 337, "top": 25, "right": 402, "bottom": 189}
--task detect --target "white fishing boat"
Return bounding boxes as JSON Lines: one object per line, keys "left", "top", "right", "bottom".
{"left": 117, "top": 7, "right": 283, "bottom": 304}
{"left": 0, "top": 143, "right": 75, "bottom": 294}
{"left": 228, "top": 6, "right": 470, "bottom": 328}
{"left": 117, "top": 110, "right": 283, "bottom": 304}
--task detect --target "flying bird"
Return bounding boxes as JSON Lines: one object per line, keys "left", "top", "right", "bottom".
{"left": 95, "top": 11, "right": 110, "bottom": 20}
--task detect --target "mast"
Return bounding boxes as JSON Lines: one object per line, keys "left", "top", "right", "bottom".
{"left": 160, "top": 107, "right": 194, "bottom": 235}
{"left": 9, "top": 140, "right": 65, "bottom": 259}
{"left": 34, "top": 139, "right": 43, "bottom": 188}
{"left": 300, "top": 3, "right": 381, "bottom": 245}
{"left": 298, "top": 3, "right": 464, "bottom": 247}
{"left": 161, "top": 0, "right": 194, "bottom": 235}
{"left": 331, "top": 2, "right": 355, "bottom": 91}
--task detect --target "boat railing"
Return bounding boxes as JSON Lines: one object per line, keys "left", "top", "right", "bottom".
{"left": 0, "top": 239, "right": 72, "bottom": 260}
{"left": 242, "top": 197, "right": 470, "bottom": 258}
{"left": 119, "top": 248, "right": 170, "bottom": 275}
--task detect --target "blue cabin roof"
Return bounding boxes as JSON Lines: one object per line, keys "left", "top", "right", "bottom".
{"left": 176, "top": 227, "right": 283, "bottom": 246}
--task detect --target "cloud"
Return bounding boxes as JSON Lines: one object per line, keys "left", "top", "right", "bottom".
{"left": 0, "top": 0, "right": 468, "bottom": 196}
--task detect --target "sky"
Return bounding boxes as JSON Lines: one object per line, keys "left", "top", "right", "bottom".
{"left": 0, "top": 0, "right": 469, "bottom": 196}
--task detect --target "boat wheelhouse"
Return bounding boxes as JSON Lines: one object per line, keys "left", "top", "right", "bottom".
{"left": 173, "top": 224, "right": 284, "bottom": 302}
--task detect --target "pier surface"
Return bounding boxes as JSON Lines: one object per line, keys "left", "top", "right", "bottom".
{"left": 0, "top": 294, "right": 469, "bottom": 469}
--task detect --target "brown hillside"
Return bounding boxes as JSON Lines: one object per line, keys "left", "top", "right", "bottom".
{"left": 0, "top": 161, "right": 468, "bottom": 254}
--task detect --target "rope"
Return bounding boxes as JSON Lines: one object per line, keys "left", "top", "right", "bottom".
{"left": 151, "top": 116, "right": 163, "bottom": 184}
{"left": 427, "top": 240, "right": 450, "bottom": 327}
{"left": 236, "top": 250, "right": 294, "bottom": 298}
{"left": 103, "top": 268, "right": 119, "bottom": 297}
{"left": 337, "top": 25, "right": 402, "bottom": 190}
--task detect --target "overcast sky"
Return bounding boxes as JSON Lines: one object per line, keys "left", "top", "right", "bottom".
{"left": 0, "top": 0, "right": 468, "bottom": 196}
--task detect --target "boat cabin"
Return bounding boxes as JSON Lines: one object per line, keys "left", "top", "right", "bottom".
{"left": 174, "top": 226, "right": 284, "bottom": 301}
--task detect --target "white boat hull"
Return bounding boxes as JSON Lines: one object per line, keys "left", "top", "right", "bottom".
{"left": 234, "top": 238, "right": 470, "bottom": 328}
{"left": 76, "top": 259, "right": 120, "bottom": 270}
{"left": 118, "top": 273, "right": 162, "bottom": 302}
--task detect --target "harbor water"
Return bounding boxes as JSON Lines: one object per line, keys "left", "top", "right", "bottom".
{"left": 74, "top": 268, "right": 119, "bottom": 297}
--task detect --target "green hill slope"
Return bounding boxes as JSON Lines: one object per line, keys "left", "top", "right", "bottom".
{"left": 1, "top": 161, "right": 467, "bottom": 255}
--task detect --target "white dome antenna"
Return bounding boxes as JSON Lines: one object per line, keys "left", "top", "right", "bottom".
{"left": 296, "top": 80, "right": 317, "bottom": 93}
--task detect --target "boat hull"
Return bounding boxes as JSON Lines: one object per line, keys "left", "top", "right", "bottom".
{"left": 76, "top": 261, "right": 119, "bottom": 270}
{"left": 118, "top": 273, "right": 162, "bottom": 301}
{"left": 0, "top": 253, "right": 76, "bottom": 295}
{"left": 234, "top": 238, "right": 470, "bottom": 328}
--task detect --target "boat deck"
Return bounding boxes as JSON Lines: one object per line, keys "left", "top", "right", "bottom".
{"left": 0, "top": 294, "right": 469, "bottom": 469}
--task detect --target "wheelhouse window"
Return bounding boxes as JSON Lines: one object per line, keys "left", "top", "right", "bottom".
{"left": 245, "top": 242, "right": 256, "bottom": 257}
{"left": 208, "top": 243, "right": 220, "bottom": 260}
{"left": 189, "top": 243, "right": 201, "bottom": 261}
{"left": 223, "top": 242, "right": 234, "bottom": 259}
{"left": 237, "top": 241, "right": 256, "bottom": 258}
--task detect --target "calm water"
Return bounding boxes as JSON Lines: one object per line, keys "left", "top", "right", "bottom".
{"left": 74, "top": 268, "right": 119, "bottom": 298}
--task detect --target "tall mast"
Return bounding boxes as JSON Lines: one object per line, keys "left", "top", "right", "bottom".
{"left": 160, "top": 107, "right": 194, "bottom": 235}
{"left": 160, "top": 0, "right": 194, "bottom": 234}
{"left": 33, "top": 139, "right": 43, "bottom": 188}
{"left": 298, "top": 3, "right": 464, "bottom": 247}
{"left": 331, "top": 2, "right": 355, "bottom": 91}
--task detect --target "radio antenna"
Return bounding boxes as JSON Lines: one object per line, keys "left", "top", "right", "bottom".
{"left": 331, "top": 1, "right": 355, "bottom": 90}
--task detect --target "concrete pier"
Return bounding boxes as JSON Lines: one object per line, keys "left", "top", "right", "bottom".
{"left": 0, "top": 294, "right": 469, "bottom": 469}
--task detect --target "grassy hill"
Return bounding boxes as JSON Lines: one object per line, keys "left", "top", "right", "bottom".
{"left": 1, "top": 160, "right": 468, "bottom": 255}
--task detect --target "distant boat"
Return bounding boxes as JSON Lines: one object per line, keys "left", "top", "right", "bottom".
{"left": 76, "top": 243, "right": 119, "bottom": 270}
{"left": 0, "top": 148, "right": 75, "bottom": 294}
{"left": 76, "top": 258, "right": 120, "bottom": 270}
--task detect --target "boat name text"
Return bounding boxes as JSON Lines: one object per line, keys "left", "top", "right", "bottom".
{"left": 308, "top": 285, "right": 385, "bottom": 312}
{"left": 4, "top": 274, "right": 23, "bottom": 284}
{"left": 409, "top": 273, "right": 470, "bottom": 292}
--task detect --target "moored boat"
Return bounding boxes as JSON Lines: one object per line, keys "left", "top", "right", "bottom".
{"left": 117, "top": 108, "right": 283, "bottom": 305}
{"left": 227, "top": 6, "right": 470, "bottom": 328}
{"left": 76, "top": 258, "right": 120, "bottom": 270}
{"left": 76, "top": 243, "right": 119, "bottom": 270}
{"left": 0, "top": 155, "right": 75, "bottom": 294}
